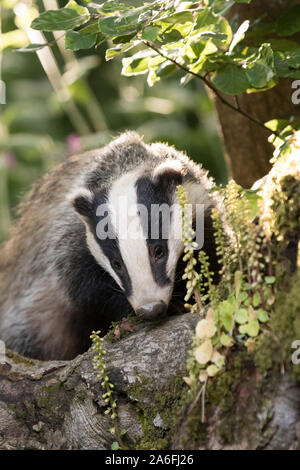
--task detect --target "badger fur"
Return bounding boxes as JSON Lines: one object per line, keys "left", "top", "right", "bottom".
{"left": 0, "top": 132, "right": 218, "bottom": 360}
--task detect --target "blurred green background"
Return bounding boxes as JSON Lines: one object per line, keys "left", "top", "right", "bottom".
{"left": 0, "top": 0, "right": 227, "bottom": 244}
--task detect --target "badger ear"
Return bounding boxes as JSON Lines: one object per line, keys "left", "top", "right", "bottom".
{"left": 152, "top": 160, "right": 183, "bottom": 191}
{"left": 70, "top": 188, "right": 94, "bottom": 219}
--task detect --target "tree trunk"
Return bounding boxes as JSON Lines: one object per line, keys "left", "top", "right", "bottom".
{"left": 0, "top": 310, "right": 299, "bottom": 450}
{"left": 210, "top": 0, "right": 300, "bottom": 188}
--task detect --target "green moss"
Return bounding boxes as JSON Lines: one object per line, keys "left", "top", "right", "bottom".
{"left": 6, "top": 350, "right": 35, "bottom": 366}
{"left": 182, "top": 351, "right": 254, "bottom": 448}
{"left": 35, "top": 382, "right": 67, "bottom": 418}
{"left": 272, "top": 175, "right": 300, "bottom": 238}
{"left": 125, "top": 375, "right": 189, "bottom": 450}
{"left": 255, "top": 269, "right": 300, "bottom": 382}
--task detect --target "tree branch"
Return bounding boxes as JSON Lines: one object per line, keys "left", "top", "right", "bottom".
{"left": 143, "top": 40, "right": 279, "bottom": 137}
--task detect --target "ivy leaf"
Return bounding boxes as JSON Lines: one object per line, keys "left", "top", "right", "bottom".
{"left": 212, "top": 64, "right": 250, "bottom": 95}
{"left": 65, "top": 30, "right": 97, "bottom": 51}
{"left": 276, "top": 5, "right": 300, "bottom": 37}
{"left": 31, "top": 9, "right": 88, "bottom": 31}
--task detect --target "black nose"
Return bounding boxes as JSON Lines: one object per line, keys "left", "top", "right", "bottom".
{"left": 136, "top": 301, "right": 167, "bottom": 321}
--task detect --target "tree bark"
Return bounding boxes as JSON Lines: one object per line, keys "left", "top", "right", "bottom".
{"left": 210, "top": 0, "right": 300, "bottom": 188}
{"left": 0, "top": 311, "right": 299, "bottom": 450}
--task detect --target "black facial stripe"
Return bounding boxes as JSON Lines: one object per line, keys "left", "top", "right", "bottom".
{"left": 136, "top": 176, "right": 172, "bottom": 287}
{"left": 88, "top": 190, "right": 132, "bottom": 297}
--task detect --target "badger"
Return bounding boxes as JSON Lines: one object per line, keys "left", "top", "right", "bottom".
{"left": 0, "top": 132, "right": 218, "bottom": 360}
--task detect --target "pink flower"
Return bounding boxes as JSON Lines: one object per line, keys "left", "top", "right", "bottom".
{"left": 67, "top": 134, "right": 81, "bottom": 155}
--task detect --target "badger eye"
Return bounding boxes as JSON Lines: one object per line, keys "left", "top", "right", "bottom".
{"left": 112, "top": 259, "right": 123, "bottom": 272}
{"left": 153, "top": 245, "right": 165, "bottom": 261}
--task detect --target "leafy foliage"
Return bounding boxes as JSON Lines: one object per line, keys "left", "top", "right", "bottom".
{"left": 26, "top": 0, "right": 300, "bottom": 98}
{"left": 179, "top": 132, "right": 300, "bottom": 396}
{"left": 0, "top": 1, "right": 226, "bottom": 243}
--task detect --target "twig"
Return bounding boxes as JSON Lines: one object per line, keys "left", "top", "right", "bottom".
{"left": 142, "top": 40, "right": 279, "bottom": 137}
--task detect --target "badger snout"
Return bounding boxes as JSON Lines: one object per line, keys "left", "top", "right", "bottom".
{"left": 136, "top": 301, "right": 167, "bottom": 321}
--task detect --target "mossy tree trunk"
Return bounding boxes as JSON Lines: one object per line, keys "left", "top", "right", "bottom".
{"left": 210, "top": 0, "right": 300, "bottom": 188}
{"left": 0, "top": 304, "right": 299, "bottom": 450}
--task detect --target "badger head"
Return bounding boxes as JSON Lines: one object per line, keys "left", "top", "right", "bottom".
{"left": 70, "top": 157, "right": 211, "bottom": 322}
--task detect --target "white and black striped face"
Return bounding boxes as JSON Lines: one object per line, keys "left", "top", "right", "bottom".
{"left": 72, "top": 162, "right": 184, "bottom": 321}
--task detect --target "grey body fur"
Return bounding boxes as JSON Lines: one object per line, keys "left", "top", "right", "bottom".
{"left": 0, "top": 132, "right": 216, "bottom": 360}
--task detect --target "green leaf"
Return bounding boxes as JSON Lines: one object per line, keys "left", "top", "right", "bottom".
{"left": 65, "top": 0, "right": 89, "bottom": 16}
{"left": 229, "top": 20, "right": 249, "bottom": 53}
{"left": 111, "top": 441, "right": 120, "bottom": 450}
{"left": 97, "top": 1, "right": 127, "bottom": 14}
{"left": 274, "top": 50, "right": 300, "bottom": 78}
{"left": 253, "top": 292, "right": 261, "bottom": 307}
{"left": 257, "top": 309, "right": 269, "bottom": 323}
{"left": 98, "top": 16, "right": 119, "bottom": 37}
{"left": 156, "top": 61, "right": 176, "bottom": 78}
{"left": 265, "top": 276, "right": 276, "bottom": 284}
{"left": 236, "top": 308, "right": 248, "bottom": 325}
{"left": 247, "top": 319, "right": 260, "bottom": 337}
{"left": 17, "top": 43, "right": 47, "bottom": 53}
{"left": 277, "top": 5, "right": 300, "bottom": 37}
{"left": 141, "top": 26, "right": 161, "bottom": 42}
{"left": 245, "top": 44, "right": 275, "bottom": 89}
{"left": 234, "top": 270, "right": 243, "bottom": 297}
{"left": 122, "top": 51, "right": 154, "bottom": 76}
{"left": 65, "top": 30, "right": 97, "bottom": 51}
{"left": 105, "top": 40, "right": 137, "bottom": 61}
{"left": 234, "top": 0, "right": 252, "bottom": 3}
{"left": 159, "top": 11, "right": 194, "bottom": 25}
{"left": 212, "top": 64, "right": 250, "bottom": 95}
{"left": 193, "top": 8, "right": 232, "bottom": 47}
{"left": 78, "top": 22, "right": 100, "bottom": 35}
{"left": 220, "top": 333, "right": 234, "bottom": 347}
{"left": 237, "top": 291, "right": 248, "bottom": 303}
{"left": 243, "top": 189, "right": 261, "bottom": 219}
{"left": 31, "top": 9, "right": 88, "bottom": 31}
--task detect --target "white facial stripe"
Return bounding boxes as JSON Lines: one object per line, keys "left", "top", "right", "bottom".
{"left": 86, "top": 228, "right": 123, "bottom": 289}
{"left": 166, "top": 203, "right": 184, "bottom": 279}
{"left": 108, "top": 171, "right": 171, "bottom": 309}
